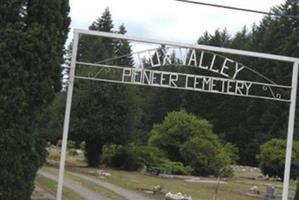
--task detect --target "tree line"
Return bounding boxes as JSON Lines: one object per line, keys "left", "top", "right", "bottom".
{"left": 41, "top": 0, "right": 299, "bottom": 179}
{"left": 1, "top": 0, "right": 298, "bottom": 199}
{"left": 56, "top": 0, "right": 299, "bottom": 170}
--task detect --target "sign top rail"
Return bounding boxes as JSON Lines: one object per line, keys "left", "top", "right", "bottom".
{"left": 74, "top": 29, "right": 299, "bottom": 63}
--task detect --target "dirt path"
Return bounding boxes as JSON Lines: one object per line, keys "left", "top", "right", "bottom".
{"left": 32, "top": 185, "right": 56, "bottom": 200}
{"left": 38, "top": 171, "right": 109, "bottom": 200}
{"left": 69, "top": 172, "right": 152, "bottom": 200}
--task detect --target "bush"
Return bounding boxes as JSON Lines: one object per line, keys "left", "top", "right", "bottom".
{"left": 148, "top": 110, "right": 238, "bottom": 177}
{"left": 101, "top": 144, "right": 192, "bottom": 174}
{"left": 67, "top": 140, "right": 76, "bottom": 150}
{"left": 257, "top": 138, "right": 299, "bottom": 180}
{"left": 101, "top": 144, "right": 140, "bottom": 171}
{"left": 180, "top": 137, "right": 237, "bottom": 177}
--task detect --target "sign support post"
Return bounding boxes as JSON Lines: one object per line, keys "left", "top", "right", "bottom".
{"left": 56, "top": 31, "right": 79, "bottom": 200}
{"left": 282, "top": 62, "right": 298, "bottom": 200}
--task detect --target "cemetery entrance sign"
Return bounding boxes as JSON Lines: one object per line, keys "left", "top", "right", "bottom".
{"left": 57, "top": 29, "right": 299, "bottom": 200}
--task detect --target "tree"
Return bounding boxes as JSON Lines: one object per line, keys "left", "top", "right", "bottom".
{"left": 38, "top": 92, "right": 66, "bottom": 144}
{"left": 295, "top": 179, "right": 299, "bottom": 200}
{"left": 180, "top": 0, "right": 299, "bottom": 166}
{"left": 70, "top": 8, "right": 136, "bottom": 166}
{"left": 257, "top": 138, "right": 299, "bottom": 180}
{"left": 148, "top": 110, "right": 238, "bottom": 176}
{"left": 0, "top": 0, "right": 70, "bottom": 199}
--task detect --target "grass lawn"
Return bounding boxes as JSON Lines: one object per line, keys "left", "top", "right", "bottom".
{"left": 35, "top": 174, "right": 84, "bottom": 200}
{"left": 69, "top": 166, "right": 259, "bottom": 200}
{"left": 42, "top": 166, "right": 126, "bottom": 200}
{"left": 41, "top": 147, "right": 296, "bottom": 200}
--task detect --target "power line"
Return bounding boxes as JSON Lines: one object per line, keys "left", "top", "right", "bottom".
{"left": 174, "top": 0, "right": 299, "bottom": 19}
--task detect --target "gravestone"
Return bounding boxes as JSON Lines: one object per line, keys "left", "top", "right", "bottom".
{"left": 264, "top": 186, "right": 275, "bottom": 199}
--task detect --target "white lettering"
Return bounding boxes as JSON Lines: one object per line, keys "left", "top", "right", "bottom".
{"left": 226, "top": 80, "right": 235, "bottom": 94}
{"left": 209, "top": 55, "right": 218, "bottom": 73}
{"left": 151, "top": 71, "right": 160, "bottom": 86}
{"left": 210, "top": 78, "right": 218, "bottom": 92}
{"left": 162, "top": 49, "right": 172, "bottom": 65}
{"left": 143, "top": 70, "right": 150, "bottom": 84}
{"left": 185, "top": 75, "right": 194, "bottom": 89}
{"left": 160, "top": 72, "right": 169, "bottom": 86}
{"left": 122, "top": 68, "right": 131, "bottom": 82}
{"left": 221, "top": 58, "right": 233, "bottom": 78}
{"left": 235, "top": 81, "right": 244, "bottom": 95}
{"left": 202, "top": 77, "right": 211, "bottom": 90}
{"left": 198, "top": 51, "right": 208, "bottom": 69}
{"left": 194, "top": 76, "right": 201, "bottom": 89}
{"left": 169, "top": 74, "right": 178, "bottom": 87}
{"left": 118, "top": 67, "right": 257, "bottom": 99}
{"left": 244, "top": 82, "right": 252, "bottom": 95}
{"left": 132, "top": 70, "right": 142, "bottom": 83}
{"left": 149, "top": 50, "right": 161, "bottom": 67}
{"left": 188, "top": 49, "right": 197, "bottom": 66}
{"left": 232, "top": 63, "right": 245, "bottom": 79}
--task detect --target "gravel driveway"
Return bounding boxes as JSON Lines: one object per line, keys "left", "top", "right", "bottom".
{"left": 69, "top": 172, "right": 151, "bottom": 200}
{"left": 38, "top": 171, "right": 108, "bottom": 200}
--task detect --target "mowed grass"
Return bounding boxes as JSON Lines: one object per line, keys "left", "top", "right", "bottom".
{"left": 35, "top": 174, "right": 84, "bottom": 200}
{"left": 42, "top": 166, "right": 126, "bottom": 200}
{"left": 69, "top": 166, "right": 259, "bottom": 200}
{"left": 43, "top": 147, "right": 296, "bottom": 200}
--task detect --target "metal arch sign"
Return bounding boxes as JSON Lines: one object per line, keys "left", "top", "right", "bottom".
{"left": 75, "top": 47, "right": 291, "bottom": 102}
{"left": 56, "top": 29, "right": 299, "bottom": 200}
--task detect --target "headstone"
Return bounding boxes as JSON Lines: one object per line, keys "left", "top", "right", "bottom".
{"left": 165, "top": 169, "right": 172, "bottom": 175}
{"left": 264, "top": 185, "right": 275, "bottom": 199}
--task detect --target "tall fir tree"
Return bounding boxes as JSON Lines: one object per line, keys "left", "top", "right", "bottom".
{"left": 138, "top": 0, "right": 299, "bottom": 165}
{"left": 70, "top": 8, "right": 136, "bottom": 166}
{"left": 0, "top": 0, "right": 70, "bottom": 199}
{"left": 188, "top": 0, "right": 299, "bottom": 165}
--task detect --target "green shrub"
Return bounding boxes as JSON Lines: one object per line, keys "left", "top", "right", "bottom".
{"left": 257, "top": 138, "right": 299, "bottom": 180}
{"left": 180, "top": 137, "right": 237, "bottom": 177}
{"left": 148, "top": 110, "right": 238, "bottom": 177}
{"left": 101, "top": 144, "right": 140, "bottom": 171}
{"left": 101, "top": 144, "right": 192, "bottom": 174}
{"left": 67, "top": 140, "right": 76, "bottom": 150}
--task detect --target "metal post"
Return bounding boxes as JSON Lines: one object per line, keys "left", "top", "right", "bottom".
{"left": 282, "top": 62, "right": 299, "bottom": 200}
{"left": 56, "top": 31, "right": 79, "bottom": 200}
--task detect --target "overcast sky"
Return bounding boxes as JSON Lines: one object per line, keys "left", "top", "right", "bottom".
{"left": 69, "top": 0, "right": 285, "bottom": 45}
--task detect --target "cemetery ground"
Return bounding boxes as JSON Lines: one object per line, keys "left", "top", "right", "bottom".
{"left": 33, "top": 146, "right": 297, "bottom": 200}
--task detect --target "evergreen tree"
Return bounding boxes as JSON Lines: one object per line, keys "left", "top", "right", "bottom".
{"left": 182, "top": 1, "right": 299, "bottom": 165}
{"left": 71, "top": 8, "right": 135, "bottom": 166}
{"left": 295, "top": 179, "right": 299, "bottom": 200}
{"left": 38, "top": 92, "right": 67, "bottom": 144}
{"left": 0, "top": 0, "right": 70, "bottom": 199}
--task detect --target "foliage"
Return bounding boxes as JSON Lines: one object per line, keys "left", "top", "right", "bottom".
{"left": 148, "top": 110, "right": 214, "bottom": 161}
{"left": 0, "top": 0, "right": 70, "bottom": 199}
{"left": 138, "top": 0, "right": 299, "bottom": 167}
{"left": 70, "top": 8, "right": 137, "bottom": 167}
{"left": 39, "top": 92, "right": 66, "bottom": 144}
{"left": 295, "top": 178, "right": 299, "bottom": 200}
{"left": 101, "top": 144, "right": 192, "bottom": 175}
{"left": 67, "top": 140, "right": 76, "bottom": 150}
{"left": 148, "top": 110, "right": 238, "bottom": 176}
{"left": 257, "top": 138, "right": 299, "bottom": 180}
{"left": 68, "top": 0, "right": 299, "bottom": 170}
